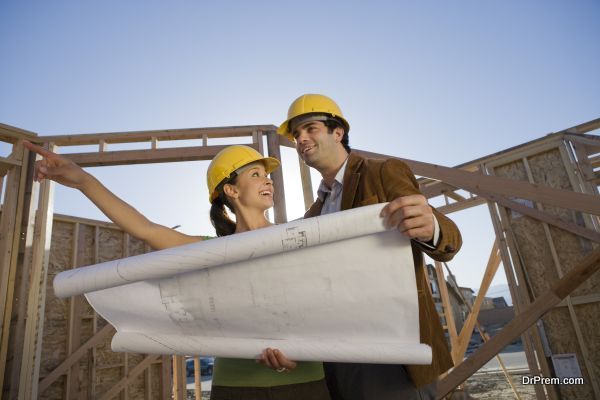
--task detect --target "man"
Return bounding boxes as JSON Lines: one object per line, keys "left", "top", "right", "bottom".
{"left": 277, "top": 94, "right": 462, "bottom": 400}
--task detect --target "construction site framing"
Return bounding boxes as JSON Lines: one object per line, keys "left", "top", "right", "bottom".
{"left": 0, "top": 117, "right": 599, "bottom": 399}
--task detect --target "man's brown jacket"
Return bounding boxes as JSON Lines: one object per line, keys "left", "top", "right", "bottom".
{"left": 304, "top": 152, "right": 462, "bottom": 388}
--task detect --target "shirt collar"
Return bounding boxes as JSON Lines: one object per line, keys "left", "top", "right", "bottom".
{"left": 316, "top": 157, "right": 349, "bottom": 201}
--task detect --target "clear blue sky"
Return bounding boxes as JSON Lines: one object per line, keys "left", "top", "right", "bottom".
{"left": 1, "top": 0, "right": 599, "bottom": 291}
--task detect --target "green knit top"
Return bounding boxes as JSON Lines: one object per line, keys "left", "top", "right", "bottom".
{"left": 212, "top": 357, "right": 324, "bottom": 387}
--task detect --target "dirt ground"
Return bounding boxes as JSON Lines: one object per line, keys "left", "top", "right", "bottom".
{"left": 460, "top": 370, "right": 538, "bottom": 399}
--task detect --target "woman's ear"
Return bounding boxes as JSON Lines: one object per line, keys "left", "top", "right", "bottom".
{"left": 223, "top": 183, "right": 239, "bottom": 199}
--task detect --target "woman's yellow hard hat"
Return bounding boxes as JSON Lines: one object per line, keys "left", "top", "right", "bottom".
{"left": 207, "top": 145, "right": 280, "bottom": 203}
{"left": 277, "top": 94, "right": 350, "bottom": 142}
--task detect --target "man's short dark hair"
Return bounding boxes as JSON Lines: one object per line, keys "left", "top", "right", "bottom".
{"left": 324, "top": 118, "right": 351, "bottom": 153}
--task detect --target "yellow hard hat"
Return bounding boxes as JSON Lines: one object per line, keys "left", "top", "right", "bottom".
{"left": 277, "top": 94, "right": 350, "bottom": 142}
{"left": 207, "top": 145, "right": 280, "bottom": 203}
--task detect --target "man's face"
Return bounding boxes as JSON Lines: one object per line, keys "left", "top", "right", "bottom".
{"left": 292, "top": 121, "right": 343, "bottom": 169}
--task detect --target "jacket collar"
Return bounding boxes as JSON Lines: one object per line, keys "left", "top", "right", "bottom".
{"left": 340, "top": 152, "right": 365, "bottom": 211}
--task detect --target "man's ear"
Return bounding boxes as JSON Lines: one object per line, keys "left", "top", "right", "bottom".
{"left": 334, "top": 127, "right": 345, "bottom": 142}
{"left": 223, "top": 183, "right": 239, "bottom": 199}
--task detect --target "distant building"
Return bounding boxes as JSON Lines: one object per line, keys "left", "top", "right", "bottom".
{"left": 425, "top": 264, "right": 472, "bottom": 334}
{"left": 459, "top": 287, "right": 475, "bottom": 308}
{"left": 481, "top": 297, "right": 495, "bottom": 310}
{"left": 480, "top": 296, "right": 508, "bottom": 310}
{"left": 492, "top": 296, "right": 508, "bottom": 308}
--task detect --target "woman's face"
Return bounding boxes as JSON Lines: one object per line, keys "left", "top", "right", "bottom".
{"left": 224, "top": 162, "right": 274, "bottom": 211}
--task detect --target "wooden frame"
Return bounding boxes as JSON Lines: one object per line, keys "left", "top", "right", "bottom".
{"left": 0, "top": 117, "right": 598, "bottom": 399}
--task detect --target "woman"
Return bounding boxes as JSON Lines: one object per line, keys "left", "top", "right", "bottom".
{"left": 23, "top": 141, "right": 330, "bottom": 400}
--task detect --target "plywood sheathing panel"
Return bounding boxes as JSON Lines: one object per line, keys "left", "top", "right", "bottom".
{"left": 128, "top": 353, "right": 146, "bottom": 399}
{"left": 493, "top": 147, "right": 599, "bottom": 399}
{"left": 542, "top": 308, "right": 594, "bottom": 399}
{"left": 576, "top": 303, "right": 600, "bottom": 395}
{"left": 528, "top": 149, "right": 598, "bottom": 296}
{"left": 494, "top": 160, "right": 560, "bottom": 296}
{"left": 40, "top": 221, "right": 73, "bottom": 399}
{"left": 38, "top": 217, "right": 159, "bottom": 399}
{"left": 151, "top": 363, "right": 162, "bottom": 396}
{"left": 95, "top": 367, "right": 121, "bottom": 397}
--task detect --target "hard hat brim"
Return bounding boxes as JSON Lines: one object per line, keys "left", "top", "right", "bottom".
{"left": 209, "top": 156, "right": 280, "bottom": 203}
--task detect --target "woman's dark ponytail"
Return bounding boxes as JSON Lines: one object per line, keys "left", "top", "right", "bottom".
{"left": 210, "top": 181, "right": 236, "bottom": 236}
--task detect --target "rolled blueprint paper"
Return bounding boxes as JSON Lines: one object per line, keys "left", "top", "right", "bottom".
{"left": 54, "top": 203, "right": 392, "bottom": 298}
{"left": 78, "top": 204, "right": 433, "bottom": 365}
{"left": 111, "top": 333, "right": 432, "bottom": 365}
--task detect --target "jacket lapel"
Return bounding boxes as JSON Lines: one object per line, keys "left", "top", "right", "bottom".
{"left": 340, "top": 153, "right": 364, "bottom": 211}
{"left": 304, "top": 199, "right": 323, "bottom": 218}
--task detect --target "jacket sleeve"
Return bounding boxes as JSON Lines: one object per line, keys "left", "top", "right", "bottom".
{"left": 380, "top": 158, "right": 462, "bottom": 262}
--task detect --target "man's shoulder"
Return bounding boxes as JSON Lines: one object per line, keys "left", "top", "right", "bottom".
{"left": 348, "top": 152, "right": 413, "bottom": 175}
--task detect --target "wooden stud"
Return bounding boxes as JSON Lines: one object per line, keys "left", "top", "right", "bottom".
{"left": 266, "top": 131, "right": 287, "bottom": 223}
{"left": 144, "top": 363, "right": 151, "bottom": 400}
{"left": 0, "top": 143, "right": 26, "bottom": 394}
{"left": 298, "top": 156, "right": 314, "bottom": 210}
{"left": 172, "top": 355, "right": 186, "bottom": 400}
{"left": 433, "top": 261, "right": 459, "bottom": 363}
{"left": 0, "top": 144, "right": 25, "bottom": 355}
{"left": 6, "top": 149, "right": 37, "bottom": 399}
{"left": 161, "top": 355, "right": 172, "bottom": 400}
{"left": 18, "top": 143, "right": 56, "bottom": 400}
{"left": 194, "top": 357, "right": 201, "bottom": 400}
{"left": 66, "top": 223, "right": 84, "bottom": 400}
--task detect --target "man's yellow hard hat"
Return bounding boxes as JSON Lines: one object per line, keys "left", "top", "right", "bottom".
{"left": 207, "top": 145, "right": 280, "bottom": 203}
{"left": 277, "top": 94, "right": 350, "bottom": 142}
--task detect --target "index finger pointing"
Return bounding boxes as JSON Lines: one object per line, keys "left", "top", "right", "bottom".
{"left": 23, "top": 141, "right": 57, "bottom": 159}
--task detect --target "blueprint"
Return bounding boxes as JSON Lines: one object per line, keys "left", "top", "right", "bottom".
{"left": 54, "top": 203, "right": 432, "bottom": 364}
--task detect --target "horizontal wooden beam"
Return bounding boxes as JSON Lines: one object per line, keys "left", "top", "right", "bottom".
{"left": 0, "top": 123, "right": 37, "bottom": 144}
{"left": 437, "top": 246, "right": 600, "bottom": 399}
{"left": 63, "top": 143, "right": 259, "bottom": 167}
{"left": 557, "top": 293, "right": 600, "bottom": 307}
{"left": 478, "top": 188, "right": 600, "bottom": 243}
{"left": 421, "top": 182, "right": 462, "bottom": 199}
{"left": 436, "top": 196, "right": 487, "bottom": 215}
{"left": 354, "top": 149, "right": 600, "bottom": 216}
{"left": 53, "top": 213, "right": 121, "bottom": 230}
{"left": 563, "top": 117, "right": 600, "bottom": 135}
{"left": 443, "top": 190, "right": 467, "bottom": 202}
{"left": 31, "top": 125, "right": 276, "bottom": 146}
{"left": 0, "top": 156, "right": 22, "bottom": 176}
